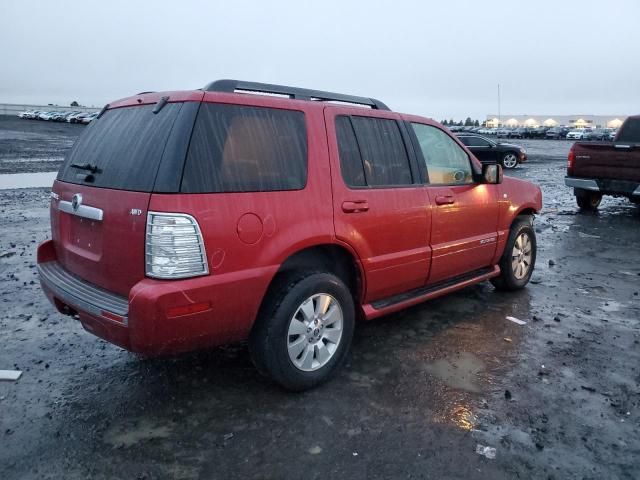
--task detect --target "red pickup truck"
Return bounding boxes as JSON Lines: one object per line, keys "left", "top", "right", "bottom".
{"left": 565, "top": 115, "right": 640, "bottom": 210}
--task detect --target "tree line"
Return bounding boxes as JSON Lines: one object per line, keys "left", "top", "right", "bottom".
{"left": 440, "top": 117, "right": 481, "bottom": 127}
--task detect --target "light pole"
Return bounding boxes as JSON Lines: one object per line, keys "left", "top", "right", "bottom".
{"left": 498, "top": 83, "right": 501, "bottom": 128}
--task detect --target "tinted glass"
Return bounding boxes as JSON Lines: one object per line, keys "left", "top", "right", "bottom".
{"left": 616, "top": 118, "right": 640, "bottom": 143}
{"left": 58, "top": 104, "right": 181, "bottom": 191}
{"left": 182, "top": 103, "right": 307, "bottom": 193}
{"left": 411, "top": 123, "right": 473, "bottom": 185}
{"left": 350, "top": 116, "right": 412, "bottom": 186}
{"left": 461, "top": 136, "right": 490, "bottom": 147}
{"left": 335, "top": 116, "right": 366, "bottom": 187}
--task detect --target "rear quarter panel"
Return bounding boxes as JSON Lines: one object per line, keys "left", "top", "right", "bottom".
{"left": 148, "top": 99, "right": 334, "bottom": 339}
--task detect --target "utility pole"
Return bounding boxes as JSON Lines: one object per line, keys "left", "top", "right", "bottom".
{"left": 497, "top": 83, "right": 501, "bottom": 128}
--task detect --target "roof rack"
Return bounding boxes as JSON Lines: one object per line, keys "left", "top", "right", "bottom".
{"left": 203, "top": 79, "right": 390, "bottom": 111}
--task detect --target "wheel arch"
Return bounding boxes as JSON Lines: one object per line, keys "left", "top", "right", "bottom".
{"left": 273, "top": 243, "right": 364, "bottom": 299}
{"left": 254, "top": 243, "right": 365, "bottom": 328}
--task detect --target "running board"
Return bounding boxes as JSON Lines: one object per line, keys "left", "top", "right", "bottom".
{"left": 362, "top": 266, "right": 500, "bottom": 320}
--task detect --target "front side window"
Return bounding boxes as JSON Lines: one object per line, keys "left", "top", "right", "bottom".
{"left": 411, "top": 123, "right": 473, "bottom": 185}
{"left": 182, "top": 103, "right": 307, "bottom": 193}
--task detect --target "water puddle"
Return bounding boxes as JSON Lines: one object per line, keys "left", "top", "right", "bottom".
{"left": 0, "top": 171, "right": 57, "bottom": 190}
{"left": 600, "top": 300, "right": 622, "bottom": 313}
{"left": 424, "top": 352, "right": 485, "bottom": 393}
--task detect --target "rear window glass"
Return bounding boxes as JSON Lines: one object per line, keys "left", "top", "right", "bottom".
{"left": 616, "top": 118, "right": 640, "bottom": 143}
{"left": 181, "top": 103, "right": 307, "bottom": 193}
{"left": 58, "top": 104, "right": 181, "bottom": 191}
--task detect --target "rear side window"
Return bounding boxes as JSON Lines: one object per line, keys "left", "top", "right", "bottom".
{"left": 58, "top": 104, "right": 181, "bottom": 191}
{"left": 348, "top": 116, "right": 412, "bottom": 187}
{"left": 182, "top": 104, "right": 307, "bottom": 193}
{"left": 335, "top": 116, "right": 366, "bottom": 187}
{"left": 616, "top": 118, "right": 640, "bottom": 143}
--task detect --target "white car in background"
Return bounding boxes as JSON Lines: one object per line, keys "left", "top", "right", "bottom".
{"left": 68, "top": 112, "right": 89, "bottom": 123}
{"left": 38, "top": 111, "right": 57, "bottom": 121}
{"left": 80, "top": 112, "right": 98, "bottom": 124}
{"left": 566, "top": 128, "right": 589, "bottom": 140}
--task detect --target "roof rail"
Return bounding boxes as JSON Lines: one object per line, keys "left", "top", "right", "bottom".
{"left": 203, "top": 79, "right": 390, "bottom": 111}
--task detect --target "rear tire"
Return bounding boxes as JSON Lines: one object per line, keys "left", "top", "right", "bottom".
{"left": 491, "top": 217, "right": 536, "bottom": 291}
{"left": 575, "top": 188, "right": 602, "bottom": 211}
{"left": 249, "top": 272, "right": 355, "bottom": 391}
{"left": 501, "top": 152, "right": 519, "bottom": 169}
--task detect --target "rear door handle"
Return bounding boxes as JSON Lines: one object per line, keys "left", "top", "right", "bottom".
{"left": 435, "top": 195, "right": 455, "bottom": 205}
{"left": 342, "top": 200, "right": 369, "bottom": 213}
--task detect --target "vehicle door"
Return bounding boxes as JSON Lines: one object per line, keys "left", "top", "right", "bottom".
{"left": 407, "top": 121, "right": 500, "bottom": 284}
{"left": 325, "top": 107, "right": 431, "bottom": 303}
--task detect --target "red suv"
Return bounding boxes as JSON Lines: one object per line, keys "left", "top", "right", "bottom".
{"left": 37, "top": 80, "right": 542, "bottom": 390}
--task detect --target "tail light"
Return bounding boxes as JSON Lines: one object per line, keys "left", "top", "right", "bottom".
{"left": 567, "top": 146, "right": 575, "bottom": 175}
{"left": 145, "top": 212, "right": 208, "bottom": 279}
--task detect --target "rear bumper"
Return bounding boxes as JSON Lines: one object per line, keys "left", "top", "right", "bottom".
{"left": 565, "top": 176, "right": 640, "bottom": 197}
{"left": 37, "top": 240, "right": 276, "bottom": 356}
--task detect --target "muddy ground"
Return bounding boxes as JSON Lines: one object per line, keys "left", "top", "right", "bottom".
{"left": 0, "top": 118, "right": 639, "bottom": 479}
{"left": 0, "top": 115, "right": 83, "bottom": 174}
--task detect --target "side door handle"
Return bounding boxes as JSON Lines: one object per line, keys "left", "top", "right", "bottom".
{"left": 342, "top": 200, "right": 369, "bottom": 213}
{"left": 435, "top": 195, "right": 455, "bottom": 206}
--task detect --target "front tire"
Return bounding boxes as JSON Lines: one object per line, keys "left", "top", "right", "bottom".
{"left": 501, "top": 152, "right": 519, "bottom": 169}
{"left": 491, "top": 217, "right": 536, "bottom": 291}
{"left": 575, "top": 188, "right": 602, "bottom": 211}
{"left": 249, "top": 272, "right": 355, "bottom": 391}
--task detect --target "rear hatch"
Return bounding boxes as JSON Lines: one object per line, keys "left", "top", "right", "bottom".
{"left": 51, "top": 93, "right": 202, "bottom": 296}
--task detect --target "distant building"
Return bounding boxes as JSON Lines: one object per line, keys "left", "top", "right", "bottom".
{"left": 485, "top": 115, "right": 626, "bottom": 129}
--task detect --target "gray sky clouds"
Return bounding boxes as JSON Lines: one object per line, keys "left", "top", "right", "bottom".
{"left": 1, "top": 0, "right": 638, "bottom": 120}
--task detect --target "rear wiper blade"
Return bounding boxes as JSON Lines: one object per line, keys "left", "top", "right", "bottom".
{"left": 70, "top": 162, "right": 101, "bottom": 173}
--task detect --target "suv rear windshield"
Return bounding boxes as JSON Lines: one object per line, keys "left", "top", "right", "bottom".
{"left": 58, "top": 104, "right": 181, "bottom": 191}
{"left": 181, "top": 103, "right": 307, "bottom": 193}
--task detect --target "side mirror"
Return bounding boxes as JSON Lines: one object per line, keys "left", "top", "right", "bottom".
{"left": 482, "top": 164, "right": 503, "bottom": 184}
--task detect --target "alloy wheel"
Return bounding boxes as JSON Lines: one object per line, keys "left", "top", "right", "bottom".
{"left": 287, "top": 293, "right": 343, "bottom": 372}
{"left": 502, "top": 153, "right": 518, "bottom": 169}
{"left": 511, "top": 232, "right": 532, "bottom": 279}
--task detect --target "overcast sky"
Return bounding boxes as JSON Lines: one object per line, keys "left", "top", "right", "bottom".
{"left": 1, "top": 0, "right": 638, "bottom": 120}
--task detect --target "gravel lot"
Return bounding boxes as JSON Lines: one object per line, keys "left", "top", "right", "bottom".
{"left": 0, "top": 115, "right": 83, "bottom": 174}
{"left": 0, "top": 118, "right": 638, "bottom": 479}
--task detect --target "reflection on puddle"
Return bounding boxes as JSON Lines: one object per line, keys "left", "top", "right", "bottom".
{"left": 0, "top": 171, "right": 57, "bottom": 190}
{"left": 449, "top": 403, "right": 477, "bottom": 431}
{"left": 424, "top": 352, "right": 485, "bottom": 393}
{"left": 600, "top": 301, "right": 622, "bottom": 312}
{"left": 104, "top": 418, "right": 174, "bottom": 447}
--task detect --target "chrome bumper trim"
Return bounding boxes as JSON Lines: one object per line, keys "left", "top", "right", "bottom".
{"left": 564, "top": 177, "right": 600, "bottom": 191}
{"left": 38, "top": 261, "right": 128, "bottom": 323}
